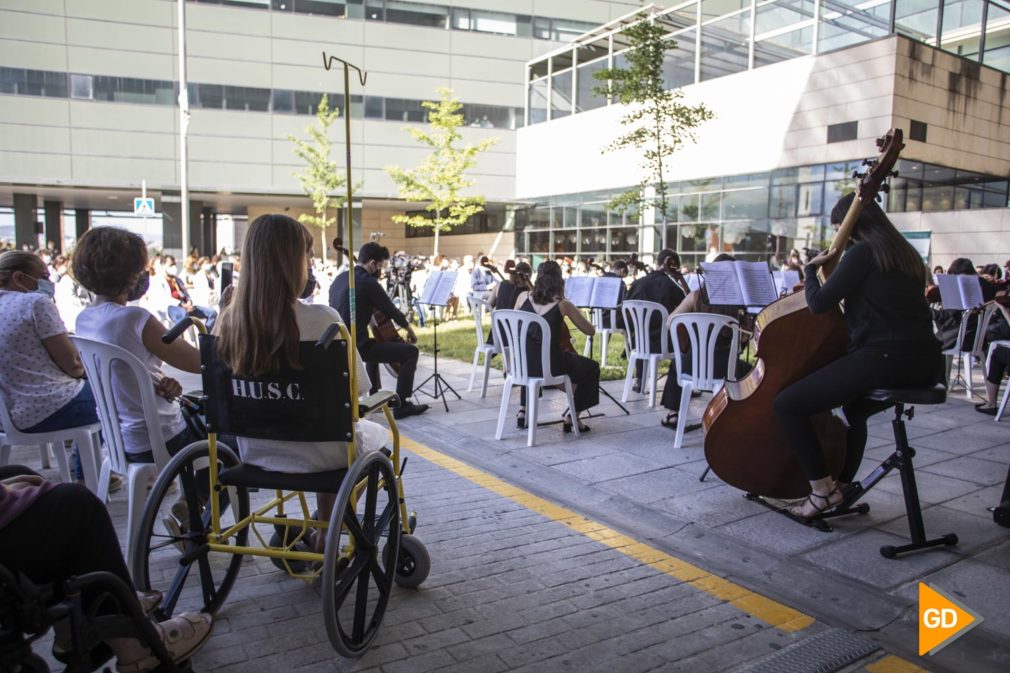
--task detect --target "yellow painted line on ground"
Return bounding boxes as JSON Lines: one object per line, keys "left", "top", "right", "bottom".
{"left": 866, "top": 654, "right": 932, "bottom": 673}
{"left": 401, "top": 436, "right": 815, "bottom": 633}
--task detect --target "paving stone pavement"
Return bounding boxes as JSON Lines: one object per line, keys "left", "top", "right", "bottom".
{"left": 8, "top": 347, "right": 1010, "bottom": 672}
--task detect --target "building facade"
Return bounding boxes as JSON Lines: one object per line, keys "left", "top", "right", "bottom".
{"left": 0, "top": 0, "right": 640, "bottom": 257}
{"left": 516, "top": 1, "right": 1010, "bottom": 270}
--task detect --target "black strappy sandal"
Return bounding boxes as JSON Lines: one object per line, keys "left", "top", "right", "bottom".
{"left": 660, "top": 412, "right": 678, "bottom": 430}
{"left": 789, "top": 488, "right": 841, "bottom": 523}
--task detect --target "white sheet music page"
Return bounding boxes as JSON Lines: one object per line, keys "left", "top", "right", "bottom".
{"left": 699, "top": 261, "right": 744, "bottom": 306}
{"left": 589, "top": 277, "right": 622, "bottom": 309}
{"left": 936, "top": 274, "right": 968, "bottom": 310}
{"left": 736, "top": 261, "right": 778, "bottom": 307}
{"left": 959, "top": 274, "right": 984, "bottom": 309}
{"left": 420, "top": 270, "right": 458, "bottom": 306}
{"left": 565, "top": 277, "right": 593, "bottom": 307}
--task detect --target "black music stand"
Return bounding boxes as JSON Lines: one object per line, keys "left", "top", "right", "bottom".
{"left": 413, "top": 270, "right": 461, "bottom": 412}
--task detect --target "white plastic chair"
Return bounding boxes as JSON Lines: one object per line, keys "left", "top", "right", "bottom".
{"left": 466, "top": 295, "right": 499, "bottom": 397}
{"left": 621, "top": 300, "right": 671, "bottom": 408}
{"left": 492, "top": 310, "right": 580, "bottom": 447}
{"left": 583, "top": 308, "right": 619, "bottom": 368}
{"left": 667, "top": 314, "right": 740, "bottom": 450}
{"left": 70, "top": 335, "right": 176, "bottom": 566}
{"left": 0, "top": 394, "right": 101, "bottom": 489}
{"left": 985, "top": 339, "right": 1010, "bottom": 421}
{"left": 944, "top": 304, "right": 996, "bottom": 399}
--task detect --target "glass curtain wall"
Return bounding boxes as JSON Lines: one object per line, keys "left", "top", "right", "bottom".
{"left": 517, "top": 161, "right": 1008, "bottom": 268}
{"left": 526, "top": 0, "right": 1010, "bottom": 125}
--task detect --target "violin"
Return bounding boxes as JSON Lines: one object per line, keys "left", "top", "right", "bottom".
{"left": 482, "top": 261, "right": 506, "bottom": 282}
{"left": 702, "top": 129, "right": 904, "bottom": 499}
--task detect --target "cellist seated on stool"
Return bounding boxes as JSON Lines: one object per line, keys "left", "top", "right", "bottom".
{"left": 329, "top": 242, "right": 429, "bottom": 420}
{"left": 772, "top": 194, "right": 943, "bottom": 521}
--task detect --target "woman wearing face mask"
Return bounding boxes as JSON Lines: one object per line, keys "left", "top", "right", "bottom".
{"left": 0, "top": 251, "right": 112, "bottom": 488}
{"left": 73, "top": 228, "right": 206, "bottom": 476}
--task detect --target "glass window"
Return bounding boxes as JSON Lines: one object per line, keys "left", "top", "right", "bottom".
{"left": 770, "top": 184, "right": 797, "bottom": 218}
{"left": 528, "top": 77, "right": 548, "bottom": 124}
{"left": 451, "top": 7, "right": 470, "bottom": 29}
{"left": 551, "top": 68, "right": 573, "bottom": 119}
{"left": 196, "top": 83, "right": 224, "bottom": 109}
{"left": 365, "top": 0, "right": 383, "bottom": 20}
{"left": 700, "top": 13, "right": 750, "bottom": 81}
{"left": 224, "top": 85, "right": 270, "bottom": 111}
{"left": 385, "top": 97, "right": 426, "bottom": 121}
{"left": 754, "top": 26, "right": 812, "bottom": 66}
{"left": 384, "top": 1, "right": 448, "bottom": 29}
{"left": 894, "top": 0, "right": 939, "bottom": 41}
{"left": 532, "top": 17, "right": 551, "bottom": 40}
{"left": 346, "top": 0, "right": 364, "bottom": 18}
{"left": 471, "top": 10, "right": 519, "bottom": 36}
{"left": 663, "top": 31, "right": 697, "bottom": 88}
{"left": 575, "top": 58, "right": 608, "bottom": 112}
{"left": 94, "top": 76, "right": 171, "bottom": 104}
{"left": 272, "top": 89, "right": 294, "bottom": 113}
{"left": 364, "top": 95, "right": 383, "bottom": 118}
{"left": 550, "top": 18, "right": 595, "bottom": 41}
{"left": 818, "top": 1, "right": 889, "bottom": 53}
{"left": 796, "top": 182, "right": 823, "bottom": 216}
{"left": 70, "top": 74, "right": 93, "bottom": 99}
{"left": 462, "top": 103, "right": 510, "bottom": 128}
{"left": 609, "top": 227, "right": 639, "bottom": 253}
{"left": 983, "top": 3, "right": 1010, "bottom": 71}
{"left": 528, "top": 230, "right": 551, "bottom": 253}
{"left": 287, "top": 0, "right": 345, "bottom": 16}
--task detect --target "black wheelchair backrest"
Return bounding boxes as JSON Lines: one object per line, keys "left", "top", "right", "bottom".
{"left": 199, "top": 332, "right": 354, "bottom": 443}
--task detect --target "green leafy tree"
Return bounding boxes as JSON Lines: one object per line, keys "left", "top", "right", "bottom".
{"left": 386, "top": 88, "right": 500, "bottom": 258}
{"left": 594, "top": 14, "right": 714, "bottom": 244}
{"left": 288, "top": 94, "right": 351, "bottom": 262}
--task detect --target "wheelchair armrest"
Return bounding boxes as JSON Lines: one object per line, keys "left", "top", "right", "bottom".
{"left": 359, "top": 391, "right": 399, "bottom": 417}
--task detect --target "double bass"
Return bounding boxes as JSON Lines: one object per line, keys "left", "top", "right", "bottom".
{"left": 702, "top": 129, "right": 904, "bottom": 499}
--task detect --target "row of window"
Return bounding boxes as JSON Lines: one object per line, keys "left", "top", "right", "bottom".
{"left": 527, "top": 0, "right": 1010, "bottom": 125}
{"left": 183, "top": 0, "right": 597, "bottom": 41}
{"left": 403, "top": 208, "right": 502, "bottom": 237}
{"left": 516, "top": 160, "right": 1010, "bottom": 264}
{"left": 0, "top": 67, "right": 523, "bottom": 129}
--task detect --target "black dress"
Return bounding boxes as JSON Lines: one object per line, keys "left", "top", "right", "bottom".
{"left": 488, "top": 280, "right": 525, "bottom": 347}
{"left": 518, "top": 299, "right": 600, "bottom": 413}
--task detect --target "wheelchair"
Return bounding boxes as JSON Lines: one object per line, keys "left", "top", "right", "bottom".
{"left": 0, "top": 564, "right": 185, "bottom": 673}
{"left": 129, "top": 319, "right": 430, "bottom": 657}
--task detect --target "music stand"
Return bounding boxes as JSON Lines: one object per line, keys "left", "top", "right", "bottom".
{"left": 565, "top": 276, "right": 630, "bottom": 417}
{"left": 413, "top": 270, "right": 461, "bottom": 411}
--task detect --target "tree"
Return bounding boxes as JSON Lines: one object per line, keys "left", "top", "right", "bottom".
{"left": 593, "top": 14, "right": 714, "bottom": 246}
{"left": 386, "top": 88, "right": 500, "bottom": 258}
{"left": 288, "top": 94, "right": 351, "bottom": 263}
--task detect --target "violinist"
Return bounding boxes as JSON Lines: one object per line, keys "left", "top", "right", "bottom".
{"left": 329, "top": 242, "right": 429, "bottom": 420}
{"left": 470, "top": 252, "right": 497, "bottom": 295}
{"left": 514, "top": 261, "right": 599, "bottom": 431}
{"left": 627, "top": 250, "right": 689, "bottom": 393}
{"left": 772, "top": 194, "right": 942, "bottom": 521}
{"left": 484, "top": 261, "right": 533, "bottom": 347}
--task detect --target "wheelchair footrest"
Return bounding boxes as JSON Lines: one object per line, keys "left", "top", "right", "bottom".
{"left": 359, "top": 391, "right": 399, "bottom": 416}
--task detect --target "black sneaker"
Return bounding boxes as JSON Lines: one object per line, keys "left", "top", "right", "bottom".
{"left": 393, "top": 402, "right": 430, "bottom": 419}
{"left": 632, "top": 381, "right": 642, "bottom": 394}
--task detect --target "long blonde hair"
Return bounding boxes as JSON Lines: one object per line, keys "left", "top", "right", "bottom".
{"left": 215, "top": 214, "right": 312, "bottom": 375}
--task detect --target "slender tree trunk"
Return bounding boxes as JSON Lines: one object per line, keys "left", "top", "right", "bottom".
{"left": 433, "top": 218, "right": 441, "bottom": 259}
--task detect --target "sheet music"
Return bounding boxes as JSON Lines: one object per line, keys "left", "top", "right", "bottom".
{"left": 419, "top": 270, "right": 458, "bottom": 306}
{"left": 565, "top": 277, "right": 592, "bottom": 307}
{"left": 699, "top": 261, "right": 744, "bottom": 306}
{"left": 684, "top": 273, "right": 702, "bottom": 292}
{"left": 564, "top": 277, "right": 623, "bottom": 308}
{"left": 936, "top": 274, "right": 982, "bottom": 310}
{"left": 736, "top": 261, "right": 778, "bottom": 307}
{"left": 772, "top": 269, "right": 800, "bottom": 295}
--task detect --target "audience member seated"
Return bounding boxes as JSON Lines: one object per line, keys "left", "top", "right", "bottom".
{"left": 0, "top": 465, "right": 211, "bottom": 671}
{"left": 0, "top": 250, "right": 116, "bottom": 490}
{"left": 514, "top": 261, "right": 600, "bottom": 432}
{"left": 72, "top": 228, "right": 206, "bottom": 493}
{"left": 215, "top": 214, "right": 388, "bottom": 549}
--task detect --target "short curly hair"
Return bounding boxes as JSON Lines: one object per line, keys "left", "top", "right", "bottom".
{"left": 73, "top": 227, "right": 148, "bottom": 297}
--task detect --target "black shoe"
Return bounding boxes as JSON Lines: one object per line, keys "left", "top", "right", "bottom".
{"left": 516, "top": 410, "right": 527, "bottom": 429}
{"left": 393, "top": 402, "right": 430, "bottom": 419}
{"left": 632, "top": 381, "right": 642, "bottom": 394}
{"left": 975, "top": 405, "right": 998, "bottom": 416}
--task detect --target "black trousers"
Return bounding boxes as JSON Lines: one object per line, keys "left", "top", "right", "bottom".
{"left": 0, "top": 466, "right": 134, "bottom": 597}
{"left": 987, "top": 345, "right": 1010, "bottom": 384}
{"left": 773, "top": 348, "right": 942, "bottom": 482}
{"left": 661, "top": 348, "right": 750, "bottom": 411}
{"left": 359, "top": 339, "right": 419, "bottom": 405}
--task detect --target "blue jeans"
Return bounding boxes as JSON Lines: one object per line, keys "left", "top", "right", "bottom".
{"left": 24, "top": 382, "right": 99, "bottom": 481}
{"left": 168, "top": 304, "right": 218, "bottom": 331}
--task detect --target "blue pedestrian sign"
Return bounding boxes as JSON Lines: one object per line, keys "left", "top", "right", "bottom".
{"left": 134, "top": 197, "right": 156, "bottom": 216}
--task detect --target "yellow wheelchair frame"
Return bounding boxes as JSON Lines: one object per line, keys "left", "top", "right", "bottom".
{"left": 130, "top": 319, "right": 429, "bottom": 657}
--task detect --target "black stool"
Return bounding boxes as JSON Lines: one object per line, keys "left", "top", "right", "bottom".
{"left": 828, "top": 383, "right": 958, "bottom": 559}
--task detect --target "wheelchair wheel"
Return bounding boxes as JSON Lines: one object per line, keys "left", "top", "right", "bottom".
{"left": 384, "top": 534, "right": 430, "bottom": 589}
{"left": 132, "top": 441, "right": 250, "bottom": 619}
{"left": 322, "top": 451, "right": 400, "bottom": 657}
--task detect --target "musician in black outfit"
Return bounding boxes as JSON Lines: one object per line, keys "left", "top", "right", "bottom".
{"left": 626, "top": 249, "right": 690, "bottom": 391}
{"left": 329, "top": 242, "right": 429, "bottom": 419}
{"left": 484, "top": 261, "right": 533, "bottom": 346}
{"left": 773, "top": 194, "right": 942, "bottom": 520}
{"left": 600, "top": 260, "right": 628, "bottom": 330}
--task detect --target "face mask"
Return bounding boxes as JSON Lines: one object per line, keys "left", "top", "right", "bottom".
{"left": 165, "top": 265, "right": 178, "bottom": 276}
{"left": 128, "top": 271, "right": 151, "bottom": 301}
{"left": 34, "top": 277, "right": 56, "bottom": 299}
